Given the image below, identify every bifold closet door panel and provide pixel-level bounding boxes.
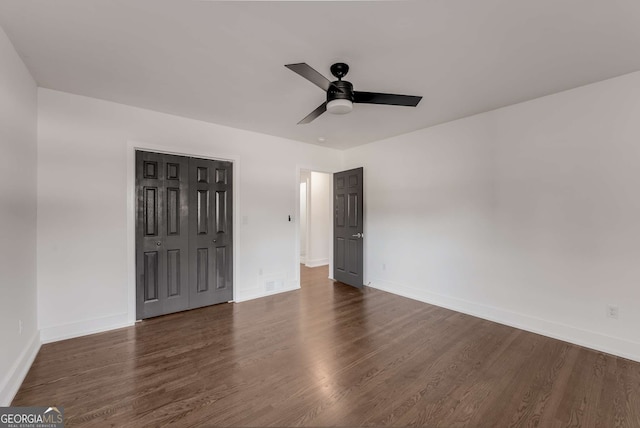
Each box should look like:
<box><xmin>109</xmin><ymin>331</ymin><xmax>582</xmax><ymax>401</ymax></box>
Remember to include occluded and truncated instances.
<box><xmin>188</xmin><ymin>157</ymin><xmax>233</xmax><ymax>308</ymax></box>
<box><xmin>136</xmin><ymin>151</ymin><xmax>190</xmax><ymax>319</ymax></box>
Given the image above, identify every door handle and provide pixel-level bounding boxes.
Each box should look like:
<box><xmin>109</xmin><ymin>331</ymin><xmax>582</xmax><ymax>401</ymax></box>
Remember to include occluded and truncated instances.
<box><xmin>156</xmin><ymin>241</ymin><xmax>162</xmax><ymax>246</ymax></box>
<box><xmin>352</xmin><ymin>233</ymin><xmax>363</xmax><ymax>238</ymax></box>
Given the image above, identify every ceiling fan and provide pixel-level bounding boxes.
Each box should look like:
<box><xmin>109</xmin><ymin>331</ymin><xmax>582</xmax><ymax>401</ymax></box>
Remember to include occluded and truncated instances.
<box><xmin>285</xmin><ymin>62</ymin><xmax>422</xmax><ymax>124</ymax></box>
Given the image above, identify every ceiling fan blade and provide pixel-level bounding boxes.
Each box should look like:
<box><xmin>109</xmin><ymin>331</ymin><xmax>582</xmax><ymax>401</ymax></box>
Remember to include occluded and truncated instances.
<box><xmin>298</xmin><ymin>102</ymin><xmax>327</xmax><ymax>125</ymax></box>
<box><xmin>285</xmin><ymin>63</ymin><xmax>340</xmax><ymax>93</ymax></box>
<box><xmin>354</xmin><ymin>91</ymin><xmax>422</xmax><ymax>107</ymax></box>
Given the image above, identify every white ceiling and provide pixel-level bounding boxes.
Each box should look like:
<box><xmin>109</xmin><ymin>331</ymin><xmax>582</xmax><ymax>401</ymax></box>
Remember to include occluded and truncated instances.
<box><xmin>1</xmin><ymin>0</ymin><xmax>640</xmax><ymax>150</ymax></box>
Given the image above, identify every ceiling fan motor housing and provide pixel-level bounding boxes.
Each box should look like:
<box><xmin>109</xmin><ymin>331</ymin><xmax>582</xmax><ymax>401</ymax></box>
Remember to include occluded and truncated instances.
<box><xmin>328</xmin><ymin>80</ymin><xmax>354</xmax><ymax>103</ymax></box>
<box><xmin>327</xmin><ymin>80</ymin><xmax>354</xmax><ymax>114</ymax></box>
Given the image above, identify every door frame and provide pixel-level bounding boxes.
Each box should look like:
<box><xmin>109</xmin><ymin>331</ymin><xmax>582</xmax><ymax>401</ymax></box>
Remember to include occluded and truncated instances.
<box><xmin>295</xmin><ymin>166</ymin><xmax>337</xmax><ymax>286</ymax></box>
<box><xmin>126</xmin><ymin>140</ymin><xmax>240</xmax><ymax>322</ymax></box>
<box><xmin>299</xmin><ymin>171</ymin><xmax>311</xmax><ymax>265</ymax></box>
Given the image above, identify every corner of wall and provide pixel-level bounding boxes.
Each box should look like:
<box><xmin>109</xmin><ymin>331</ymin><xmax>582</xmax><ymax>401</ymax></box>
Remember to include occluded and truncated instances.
<box><xmin>0</xmin><ymin>331</ymin><xmax>41</xmax><ymax>406</ymax></box>
<box><xmin>0</xmin><ymin>20</ymin><xmax>40</xmax><ymax>407</ymax></box>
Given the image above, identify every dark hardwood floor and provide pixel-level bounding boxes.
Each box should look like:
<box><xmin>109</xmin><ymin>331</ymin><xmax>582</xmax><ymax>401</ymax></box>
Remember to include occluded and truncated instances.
<box><xmin>14</xmin><ymin>265</ymin><xmax>640</xmax><ymax>427</ymax></box>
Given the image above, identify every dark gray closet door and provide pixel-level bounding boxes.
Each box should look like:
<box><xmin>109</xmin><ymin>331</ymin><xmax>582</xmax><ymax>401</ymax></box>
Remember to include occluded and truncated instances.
<box><xmin>136</xmin><ymin>151</ymin><xmax>190</xmax><ymax>319</ymax></box>
<box><xmin>188</xmin><ymin>158</ymin><xmax>233</xmax><ymax>308</ymax></box>
<box><xmin>333</xmin><ymin>167</ymin><xmax>364</xmax><ymax>288</ymax></box>
<box><xmin>136</xmin><ymin>152</ymin><xmax>234</xmax><ymax>319</ymax></box>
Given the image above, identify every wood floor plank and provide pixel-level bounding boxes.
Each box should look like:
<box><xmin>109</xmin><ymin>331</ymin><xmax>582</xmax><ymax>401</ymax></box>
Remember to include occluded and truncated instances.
<box><xmin>12</xmin><ymin>264</ymin><xmax>640</xmax><ymax>427</ymax></box>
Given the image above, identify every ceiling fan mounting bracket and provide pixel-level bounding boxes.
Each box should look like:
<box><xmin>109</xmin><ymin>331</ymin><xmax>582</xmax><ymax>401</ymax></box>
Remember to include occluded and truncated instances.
<box><xmin>330</xmin><ymin>62</ymin><xmax>349</xmax><ymax>80</ymax></box>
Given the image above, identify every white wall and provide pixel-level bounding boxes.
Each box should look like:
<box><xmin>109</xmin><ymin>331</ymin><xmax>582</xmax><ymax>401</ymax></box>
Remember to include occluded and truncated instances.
<box><xmin>37</xmin><ymin>88</ymin><xmax>342</xmax><ymax>342</ymax></box>
<box><xmin>343</xmin><ymin>71</ymin><xmax>640</xmax><ymax>361</ymax></box>
<box><xmin>0</xmin><ymin>26</ymin><xmax>39</xmax><ymax>405</ymax></box>
<box><xmin>306</xmin><ymin>171</ymin><xmax>331</xmax><ymax>267</ymax></box>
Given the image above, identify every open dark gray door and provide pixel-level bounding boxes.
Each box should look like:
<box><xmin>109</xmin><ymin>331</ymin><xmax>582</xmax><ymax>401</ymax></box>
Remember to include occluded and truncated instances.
<box><xmin>333</xmin><ymin>167</ymin><xmax>364</xmax><ymax>288</ymax></box>
<box><xmin>136</xmin><ymin>151</ymin><xmax>190</xmax><ymax>319</ymax></box>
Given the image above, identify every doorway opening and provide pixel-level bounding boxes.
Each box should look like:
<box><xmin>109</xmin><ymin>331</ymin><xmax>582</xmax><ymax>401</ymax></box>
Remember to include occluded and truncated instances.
<box><xmin>299</xmin><ymin>170</ymin><xmax>332</xmax><ymax>287</ymax></box>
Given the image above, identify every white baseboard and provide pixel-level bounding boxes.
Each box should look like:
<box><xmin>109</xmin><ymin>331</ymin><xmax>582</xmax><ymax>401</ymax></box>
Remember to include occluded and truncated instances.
<box><xmin>305</xmin><ymin>258</ymin><xmax>328</xmax><ymax>268</ymax></box>
<box><xmin>40</xmin><ymin>313</ymin><xmax>134</xmax><ymax>344</ymax></box>
<box><xmin>235</xmin><ymin>285</ymin><xmax>300</xmax><ymax>303</ymax></box>
<box><xmin>369</xmin><ymin>278</ymin><xmax>640</xmax><ymax>363</ymax></box>
<box><xmin>0</xmin><ymin>331</ymin><xmax>41</xmax><ymax>406</ymax></box>
<box><xmin>300</xmin><ymin>256</ymin><xmax>306</xmax><ymax>264</ymax></box>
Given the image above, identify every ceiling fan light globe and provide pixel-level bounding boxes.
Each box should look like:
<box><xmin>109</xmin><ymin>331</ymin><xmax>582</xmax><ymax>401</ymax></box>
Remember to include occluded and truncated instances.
<box><xmin>326</xmin><ymin>99</ymin><xmax>353</xmax><ymax>115</ymax></box>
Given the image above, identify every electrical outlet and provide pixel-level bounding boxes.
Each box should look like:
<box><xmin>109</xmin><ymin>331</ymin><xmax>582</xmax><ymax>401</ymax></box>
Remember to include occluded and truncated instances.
<box><xmin>607</xmin><ymin>305</ymin><xmax>619</xmax><ymax>319</ymax></box>
<box><xmin>18</xmin><ymin>320</ymin><xmax>23</xmax><ymax>335</ymax></box>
